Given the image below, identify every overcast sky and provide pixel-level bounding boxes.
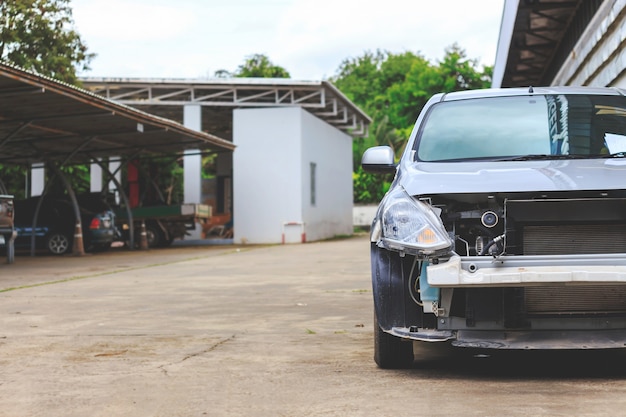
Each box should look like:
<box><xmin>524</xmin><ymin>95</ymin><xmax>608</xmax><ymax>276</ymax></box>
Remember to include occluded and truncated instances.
<box><xmin>71</xmin><ymin>0</ymin><xmax>505</xmax><ymax>81</ymax></box>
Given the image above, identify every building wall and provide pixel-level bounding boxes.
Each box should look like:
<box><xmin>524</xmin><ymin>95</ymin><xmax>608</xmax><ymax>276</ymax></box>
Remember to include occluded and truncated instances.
<box><xmin>300</xmin><ymin>109</ymin><xmax>353</xmax><ymax>242</ymax></box>
<box><xmin>232</xmin><ymin>107</ymin><xmax>353</xmax><ymax>244</ymax></box>
<box><xmin>551</xmin><ymin>0</ymin><xmax>626</xmax><ymax>87</ymax></box>
<box><xmin>233</xmin><ymin>107</ymin><xmax>302</xmax><ymax>244</ymax></box>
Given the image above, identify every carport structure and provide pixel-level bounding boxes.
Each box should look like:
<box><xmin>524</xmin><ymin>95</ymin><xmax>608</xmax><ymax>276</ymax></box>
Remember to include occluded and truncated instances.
<box><xmin>0</xmin><ymin>62</ymin><xmax>235</xmax><ymax>261</ymax></box>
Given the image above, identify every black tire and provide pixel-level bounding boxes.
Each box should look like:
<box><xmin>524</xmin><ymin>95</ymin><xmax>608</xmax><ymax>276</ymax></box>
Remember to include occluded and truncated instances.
<box><xmin>144</xmin><ymin>223</ymin><xmax>163</xmax><ymax>248</ymax></box>
<box><xmin>374</xmin><ymin>311</ymin><xmax>414</xmax><ymax>369</ymax></box>
<box><xmin>46</xmin><ymin>232</ymin><xmax>71</xmax><ymax>255</ymax></box>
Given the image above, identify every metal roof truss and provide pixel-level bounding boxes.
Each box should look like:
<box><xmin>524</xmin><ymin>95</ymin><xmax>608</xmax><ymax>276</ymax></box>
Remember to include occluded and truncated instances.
<box><xmin>84</xmin><ymin>80</ymin><xmax>369</xmax><ymax>137</ymax></box>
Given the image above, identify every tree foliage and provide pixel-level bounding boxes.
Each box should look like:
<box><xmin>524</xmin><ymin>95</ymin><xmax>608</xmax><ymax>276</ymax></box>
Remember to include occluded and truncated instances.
<box><xmin>331</xmin><ymin>45</ymin><xmax>493</xmax><ymax>203</ymax></box>
<box><xmin>353</xmin><ymin>166</ymin><xmax>392</xmax><ymax>204</ymax></box>
<box><xmin>0</xmin><ymin>165</ymin><xmax>27</xmax><ymax>199</ymax></box>
<box><xmin>0</xmin><ymin>0</ymin><xmax>95</xmax><ymax>85</ymax></box>
<box><xmin>215</xmin><ymin>53</ymin><xmax>290</xmax><ymax>78</ymax></box>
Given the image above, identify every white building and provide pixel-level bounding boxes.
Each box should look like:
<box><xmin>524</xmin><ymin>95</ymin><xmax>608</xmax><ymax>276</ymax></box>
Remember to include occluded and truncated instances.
<box><xmin>233</xmin><ymin>107</ymin><xmax>353</xmax><ymax>244</ymax></box>
<box><xmin>81</xmin><ymin>78</ymin><xmax>370</xmax><ymax>244</ymax></box>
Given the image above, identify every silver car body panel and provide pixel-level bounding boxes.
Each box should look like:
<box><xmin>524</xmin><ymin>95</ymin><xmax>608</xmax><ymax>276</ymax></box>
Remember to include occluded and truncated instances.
<box><xmin>400</xmin><ymin>159</ymin><xmax>626</xmax><ymax>196</ymax></box>
<box><xmin>368</xmin><ymin>86</ymin><xmax>626</xmax><ymax>352</ymax></box>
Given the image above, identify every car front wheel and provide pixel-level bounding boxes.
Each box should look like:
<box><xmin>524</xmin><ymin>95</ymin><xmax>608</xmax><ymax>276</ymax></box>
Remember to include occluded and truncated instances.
<box><xmin>374</xmin><ymin>311</ymin><xmax>414</xmax><ymax>369</ymax></box>
<box><xmin>46</xmin><ymin>232</ymin><xmax>71</xmax><ymax>255</ymax></box>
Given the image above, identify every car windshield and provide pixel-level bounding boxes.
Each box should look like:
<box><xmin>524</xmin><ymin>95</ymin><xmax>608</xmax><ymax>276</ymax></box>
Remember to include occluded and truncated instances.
<box><xmin>415</xmin><ymin>94</ymin><xmax>626</xmax><ymax>162</ymax></box>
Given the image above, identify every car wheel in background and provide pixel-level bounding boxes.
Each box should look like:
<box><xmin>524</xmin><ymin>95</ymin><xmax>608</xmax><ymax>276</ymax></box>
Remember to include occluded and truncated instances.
<box><xmin>144</xmin><ymin>223</ymin><xmax>164</xmax><ymax>248</ymax></box>
<box><xmin>46</xmin><ymin>232</ymin><xmax>71</xmax><ymax>255</ymax></box>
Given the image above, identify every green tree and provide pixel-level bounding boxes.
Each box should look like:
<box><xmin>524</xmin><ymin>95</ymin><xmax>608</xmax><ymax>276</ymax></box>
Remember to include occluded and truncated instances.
<box><xmin>213</xmin><ymin>69</ymin><xmax>231</xmax><ymax>78</ymax></box>
<box><xmin>233</xmin><ymin>53</ymin><xmax>290</xmax><ymax>78</ymax></box>
<box><xmin>331</xmin><ymin>50</ymin><xmax>386</xmax><ymax>112</ymax></box>
<box><xmin>0</xmin><ymin>0</ymin><xmax>96</xmax><ymax>196</ymax></box>
<box><xmin>332</xmin><ymin>46</ymin><xmax>492</xmax><ymax>204</ymax></box>
<box><xmin>0</xmin><ymin>165</ymin><xmax>27</xmax><ymax>199</ymax></box>
<box><xmin>0</xmin><ymin>0</ymin><xmax>95</xmax><ymax>85</ymax></box>
<box><xmin>352</xmin><ymin>165</ymin><xmax>392</xmax><ymax>204</ymax></box>
<box><xmin>438</xmin><ymin>43</ymin><xmax>493</xmax><ymax>91</ymax></box>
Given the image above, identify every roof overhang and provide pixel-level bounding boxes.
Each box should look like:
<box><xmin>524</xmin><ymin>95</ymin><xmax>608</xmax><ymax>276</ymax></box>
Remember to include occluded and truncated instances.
<box><xmin>0</xmin><ymin>62</ymin><xmax>235</xmax><ymax>166</ymax></box>
<box><xmin>492</xmin><ymin>0</ymin><xmax>603</xmax><ymax>88</ymax></box>
<box><xmin>80</xmin><ymin>77</ymin><xmax>372</xmax><ymax>139</ymax></box>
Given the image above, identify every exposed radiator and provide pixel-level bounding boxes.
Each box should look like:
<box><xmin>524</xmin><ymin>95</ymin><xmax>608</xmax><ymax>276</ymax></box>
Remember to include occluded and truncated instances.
<box><xmin>523</xmin><ymin>224</ymin><xmax>626</xmax><ymax>255</ymax></box>
<box><xmin>525</xmin><ymin>285</ymin><xmax>626</xmax><ymax>314</ymax></box>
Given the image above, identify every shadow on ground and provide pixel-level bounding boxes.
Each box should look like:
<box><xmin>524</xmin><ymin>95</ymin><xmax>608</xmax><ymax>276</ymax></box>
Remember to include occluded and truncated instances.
<box><xmin>407</xmin><ymin>343</ymin><xmax>626</xmax><ymax>379</ymax></box>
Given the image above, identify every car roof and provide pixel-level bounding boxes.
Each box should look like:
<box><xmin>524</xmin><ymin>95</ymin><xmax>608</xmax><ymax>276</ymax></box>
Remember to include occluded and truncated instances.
<box><xmin>440</xmin><ymin>86</ymin><xmax>626</xmax><ymax>102</ymax></box>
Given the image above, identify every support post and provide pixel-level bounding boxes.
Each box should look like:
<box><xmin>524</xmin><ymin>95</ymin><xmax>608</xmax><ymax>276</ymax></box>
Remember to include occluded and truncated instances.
<box><xmin>72</xmin><ymin>221</ymin><xmax>85</xmax><ymax>256</ymax></box>
<box><xmin>184</xmin><ymin>104</ymin><xmax>203</xmax><ymax>239</ymax></box>
<box><xmin>139</xmin><ymin>220</ymin><xmax>149</xmax><ymax>250</ymax></box>
<box><xmin>47</xmin><ymin>162</ymin><xmax>85</xmax><ymax>256</ymax></box>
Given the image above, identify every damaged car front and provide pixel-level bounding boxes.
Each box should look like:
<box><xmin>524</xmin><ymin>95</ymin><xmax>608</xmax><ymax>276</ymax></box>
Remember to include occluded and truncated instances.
<box><xmin>363</xmin><ymin>87</ymin><xmax>626</xmax><ymax>368</ymax></box>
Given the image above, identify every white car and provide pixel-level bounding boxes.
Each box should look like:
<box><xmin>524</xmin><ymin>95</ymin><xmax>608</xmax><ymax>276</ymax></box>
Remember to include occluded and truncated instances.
<box><xmin>363</xmin><ymin>86</ymin><xmax>626</xmax><ymax>368</ymax></box>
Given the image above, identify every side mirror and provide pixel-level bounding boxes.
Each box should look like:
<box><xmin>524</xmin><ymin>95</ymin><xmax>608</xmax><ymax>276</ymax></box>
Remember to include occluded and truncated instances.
<box><xmin>361</xmin><ymin>146</ymin><xmax>397</xmax><ymax>174</ymax></box>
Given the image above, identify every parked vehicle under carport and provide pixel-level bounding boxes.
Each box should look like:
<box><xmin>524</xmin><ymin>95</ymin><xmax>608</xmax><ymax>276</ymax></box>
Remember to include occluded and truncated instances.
<box><xmin>13</xmin><ymin>195</ymin><xmax>118</xmax><ymax>255</ymax></box>
<box><xmin>114</xmin><ymin>203</ymin><xmax>211</xmax><ymax>248</ymax></box>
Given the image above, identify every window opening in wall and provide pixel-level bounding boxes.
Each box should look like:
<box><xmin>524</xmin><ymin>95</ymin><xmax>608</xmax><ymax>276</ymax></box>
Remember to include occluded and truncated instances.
<box><xmin>310</xmin><ymin>162</ymin><xmax>317</xmax><ymax>206</ymax></box>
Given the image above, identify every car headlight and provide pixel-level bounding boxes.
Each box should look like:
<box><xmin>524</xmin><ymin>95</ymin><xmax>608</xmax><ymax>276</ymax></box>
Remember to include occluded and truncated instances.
<box><xmin>375</xmin><ymin>188</ymin><xmax>452</xmax><ymax>256</ymax></box>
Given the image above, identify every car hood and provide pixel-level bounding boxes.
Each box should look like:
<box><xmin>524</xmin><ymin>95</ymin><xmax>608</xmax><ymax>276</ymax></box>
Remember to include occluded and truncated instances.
<box><xmin>400</xmin><ymin>159</ymin><xmax>626</xmax><ymax>195</ymax></box>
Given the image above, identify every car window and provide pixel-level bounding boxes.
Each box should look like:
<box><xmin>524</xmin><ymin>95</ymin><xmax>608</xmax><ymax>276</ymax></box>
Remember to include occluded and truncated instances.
<box><xmin>415</xmin><ymin>94</ymin><xmax>626</xmax><ymax>162</ymax></box>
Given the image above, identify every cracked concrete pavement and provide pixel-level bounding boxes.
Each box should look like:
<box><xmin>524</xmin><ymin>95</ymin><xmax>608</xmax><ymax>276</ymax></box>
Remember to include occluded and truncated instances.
<box><xmin>0</xmin><ymin>236</ymin><xmax>374</xmax><ymax>416</ymax></box>
<box><xmin>1</xmin><ymin>235</ymin><xmax>626</xmax><ymax>417</ymax></box>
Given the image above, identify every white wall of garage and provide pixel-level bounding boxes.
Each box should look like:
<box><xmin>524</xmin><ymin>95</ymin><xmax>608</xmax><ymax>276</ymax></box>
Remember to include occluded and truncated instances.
<box><xmin>232</xmin><ymin>107</ymin><xmax>353</xmax><ymax>244</ymax></box>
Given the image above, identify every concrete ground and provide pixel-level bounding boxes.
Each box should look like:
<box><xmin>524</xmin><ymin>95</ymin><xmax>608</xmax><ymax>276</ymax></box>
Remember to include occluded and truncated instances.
<box><xmin>1</xmin><ymin>235</ymin><xmax>626</xmax><ymax>417</ymax></box>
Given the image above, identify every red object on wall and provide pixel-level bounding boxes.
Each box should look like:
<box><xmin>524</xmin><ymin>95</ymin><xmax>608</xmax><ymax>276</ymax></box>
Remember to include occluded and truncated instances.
<box><xmin>128</xmin><ymin>160</ymin><xmax>139</xmax><ymax>208</ymax></box>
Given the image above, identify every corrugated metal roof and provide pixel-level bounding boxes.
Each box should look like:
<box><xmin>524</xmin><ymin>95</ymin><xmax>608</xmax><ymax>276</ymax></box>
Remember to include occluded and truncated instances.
<box><xmin>0</xmin><ymin>62</ymin><xmax>235</xmax><ymax>166</ymax></box>
<box><xmin>80</xmin><ymin>77</ymin><xmax>372</xmax><ymax>140</ymax></box>
<box><xmin>493</xmin><ymin>0</ymin><xmax>603</xmax><ymax>88</ymax></box>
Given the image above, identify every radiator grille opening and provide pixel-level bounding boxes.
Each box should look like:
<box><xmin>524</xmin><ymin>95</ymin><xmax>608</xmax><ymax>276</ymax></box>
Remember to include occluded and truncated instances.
<box><xmin>525</xmin><ymin>285</ymin><xmax>626</xmax><ymax>315</ymax></box>
<box><xmin>523</xmin><ymin>224</ymin><xmax>626</xmax><ymax>255</ymax></box>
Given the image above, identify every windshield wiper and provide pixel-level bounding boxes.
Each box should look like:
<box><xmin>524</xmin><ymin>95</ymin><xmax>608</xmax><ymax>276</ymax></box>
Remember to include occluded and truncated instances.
<box><xmin>587</xmin><ymin>152</ymin><xmax>626</xmax><ymax>159</ymax></box>
<box><xmin>499</xmin><ymin>154</ymin><xmax>591</xmax><ymax>161</ymax></box>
